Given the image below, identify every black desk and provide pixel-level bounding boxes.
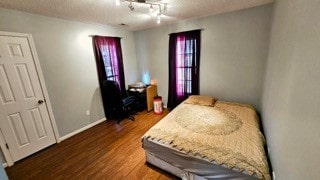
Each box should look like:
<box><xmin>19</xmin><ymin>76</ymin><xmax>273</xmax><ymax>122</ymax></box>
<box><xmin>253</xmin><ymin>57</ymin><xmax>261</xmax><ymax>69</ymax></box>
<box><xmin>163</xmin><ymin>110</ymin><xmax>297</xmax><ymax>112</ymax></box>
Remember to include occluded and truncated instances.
<box><xmin>128</xmin><ymin>88</ymin><xmax>146</xmax><ymax>111</ymax></box>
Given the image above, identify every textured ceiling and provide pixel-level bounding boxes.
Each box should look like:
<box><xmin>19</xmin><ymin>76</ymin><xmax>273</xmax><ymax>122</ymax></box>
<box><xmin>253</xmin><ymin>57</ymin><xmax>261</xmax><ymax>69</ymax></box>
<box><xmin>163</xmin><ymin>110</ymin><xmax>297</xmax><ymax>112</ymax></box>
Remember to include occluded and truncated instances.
<box><xmin>0</xmin><ymin>0</ymin><xmax>274</xmax><ymax>31</ymax></box>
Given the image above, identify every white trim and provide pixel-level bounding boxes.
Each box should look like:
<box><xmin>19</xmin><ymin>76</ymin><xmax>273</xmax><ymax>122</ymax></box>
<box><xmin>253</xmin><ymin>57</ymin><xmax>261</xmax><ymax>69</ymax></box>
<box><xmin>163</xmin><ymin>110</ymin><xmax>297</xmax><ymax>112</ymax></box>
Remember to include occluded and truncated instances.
<box><xmin>0</xmin><ymin>31</ymin><xmax>28</xmax><ymax>37</ymax></box>
<box><xmin>59</xmin><ymin>118</ymin><xmax>107</xmax><ymax>142</ymax></box>
<box><xmin>2</xmin><ymin>163</ymin><xmax>8</xmax><ymax>168</ymax></box>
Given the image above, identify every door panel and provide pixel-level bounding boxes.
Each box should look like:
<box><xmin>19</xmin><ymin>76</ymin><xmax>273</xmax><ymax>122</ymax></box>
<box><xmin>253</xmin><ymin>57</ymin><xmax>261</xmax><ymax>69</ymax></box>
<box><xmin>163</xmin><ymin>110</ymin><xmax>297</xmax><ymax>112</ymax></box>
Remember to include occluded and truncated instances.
<box><xmin>0</xmin><ymin>35</ymin><xmax>55</xmax><ymax>162</ymax></box>
<box><xmin>29</xmin><ymin>107</ymin><xmax>47</xmax><ymax>139</ymax></box>
<box><xmin>8</xmin><ymin>112</ymin><xmax>30</xmax><ymax>147</ymax></box>
<box><xmin>0</xmin><ymin>65</ymin><xmax>15</xmax><ymax>103</ymax></box>
<box><xmin>15</xmin><ymin>63</ymin><xmax>35</xmax><ymax>99</ymax></box>
<box><xmin>8</xmin><ymin>43</ymin><xmax>24</xmax><ymax>57</ymax></box>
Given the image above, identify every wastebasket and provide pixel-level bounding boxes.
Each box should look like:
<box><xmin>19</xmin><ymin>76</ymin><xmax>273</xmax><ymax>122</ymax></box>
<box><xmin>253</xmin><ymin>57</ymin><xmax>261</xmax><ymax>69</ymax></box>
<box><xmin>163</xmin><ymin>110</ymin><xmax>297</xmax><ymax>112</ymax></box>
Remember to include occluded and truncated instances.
<box><xmin>153</xmin><ymin>96</ymin><xmax>163</xmax><ymax>115</ymax></box>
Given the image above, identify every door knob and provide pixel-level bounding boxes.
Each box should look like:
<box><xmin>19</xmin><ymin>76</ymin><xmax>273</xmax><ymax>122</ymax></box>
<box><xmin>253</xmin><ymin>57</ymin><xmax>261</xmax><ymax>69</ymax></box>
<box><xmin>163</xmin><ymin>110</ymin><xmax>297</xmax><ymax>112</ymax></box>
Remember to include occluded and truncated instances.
<box><xmin>38</xmin><ymin>100</ymin><xmax>44</xmax><ymax>104</ymax></box>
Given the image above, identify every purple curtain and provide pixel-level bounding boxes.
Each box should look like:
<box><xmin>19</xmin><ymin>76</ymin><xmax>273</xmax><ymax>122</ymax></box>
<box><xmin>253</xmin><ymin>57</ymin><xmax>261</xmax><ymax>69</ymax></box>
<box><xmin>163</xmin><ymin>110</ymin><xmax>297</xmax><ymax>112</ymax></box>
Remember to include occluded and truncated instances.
<box><xmin>167</xmin><ymin>30</ymin><xmax>201</xmax><ymax>109</ymax></box>
<box><xmin>93</xmin><ymin>36</ymin><xmax>126</xmax><ymax>95</ymax></box>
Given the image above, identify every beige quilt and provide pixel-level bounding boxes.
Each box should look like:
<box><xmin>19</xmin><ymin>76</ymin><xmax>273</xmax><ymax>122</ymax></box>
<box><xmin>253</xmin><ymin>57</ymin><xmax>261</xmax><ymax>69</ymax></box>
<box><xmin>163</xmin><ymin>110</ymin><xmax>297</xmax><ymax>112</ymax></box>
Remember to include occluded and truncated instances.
<box><xmin>143</xmin><ymin>101</ymin><xmax>270</xmax><ymax>180</ymax></box>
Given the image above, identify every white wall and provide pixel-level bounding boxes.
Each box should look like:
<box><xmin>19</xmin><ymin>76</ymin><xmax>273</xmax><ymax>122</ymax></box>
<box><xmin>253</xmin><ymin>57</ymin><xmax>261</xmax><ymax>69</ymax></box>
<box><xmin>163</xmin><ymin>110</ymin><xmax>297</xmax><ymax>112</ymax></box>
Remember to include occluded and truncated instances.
<box><xmin>261</xmin><ymin>0</ymin><xmax>320</xmax><ymax>179</ymax></box>
<box><xmin>134</xmin><ymin>5</ymin><xmax>273</xmax><ymax>112</ymax></box>
<box><xmin>0</xmin><ymin>8</ymin><xmax>139</xmax><ymax>137</ymax></box>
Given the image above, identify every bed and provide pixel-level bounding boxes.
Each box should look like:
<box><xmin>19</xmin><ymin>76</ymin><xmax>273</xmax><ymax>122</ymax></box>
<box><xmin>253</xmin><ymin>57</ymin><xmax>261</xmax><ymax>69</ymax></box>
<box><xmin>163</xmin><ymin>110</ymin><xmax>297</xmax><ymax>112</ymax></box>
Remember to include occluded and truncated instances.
<box><xmin>142</xmin><ymin>96</ymin><xmax>270</xmax><ymax>180</ymax></box>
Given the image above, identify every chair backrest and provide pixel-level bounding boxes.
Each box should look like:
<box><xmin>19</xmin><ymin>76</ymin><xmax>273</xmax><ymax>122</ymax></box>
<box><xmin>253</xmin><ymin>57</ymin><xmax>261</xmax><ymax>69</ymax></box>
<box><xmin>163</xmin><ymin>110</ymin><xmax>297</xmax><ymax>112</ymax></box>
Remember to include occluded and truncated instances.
<box><xmin>101</xmin><ymin>80</ymin><xmax>123</xmax><ymax>108</ymax></box>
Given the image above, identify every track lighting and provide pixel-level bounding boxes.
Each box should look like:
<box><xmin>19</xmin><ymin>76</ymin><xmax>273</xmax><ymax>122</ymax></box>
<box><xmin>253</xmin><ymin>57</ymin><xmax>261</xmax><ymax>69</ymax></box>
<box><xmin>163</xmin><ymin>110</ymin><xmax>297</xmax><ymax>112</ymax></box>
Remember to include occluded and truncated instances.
<box><xmin>116</xmin><ymin>0</ymin><xmax>168</xmax><ymax>23</ymax></box>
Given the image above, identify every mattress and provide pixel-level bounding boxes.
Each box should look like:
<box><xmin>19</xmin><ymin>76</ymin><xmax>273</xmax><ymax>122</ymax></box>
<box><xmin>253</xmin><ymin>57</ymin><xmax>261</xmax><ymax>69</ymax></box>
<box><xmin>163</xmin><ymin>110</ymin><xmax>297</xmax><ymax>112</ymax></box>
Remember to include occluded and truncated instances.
<box><xmin>142</xmin><ymin>100</ymin><xmax>270</xmax><ymax>180</ymax></box>
<box><xmin>143</xmin><ymin>138</ymin><xmax>257</xmax><ymax>179</ymax></box>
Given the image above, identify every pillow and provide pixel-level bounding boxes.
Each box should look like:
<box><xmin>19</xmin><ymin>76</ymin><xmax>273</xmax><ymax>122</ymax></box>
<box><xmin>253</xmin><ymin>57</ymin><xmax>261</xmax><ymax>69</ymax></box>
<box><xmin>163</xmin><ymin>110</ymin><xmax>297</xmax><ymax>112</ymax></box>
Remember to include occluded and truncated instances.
<box><xmin>184</xmin><ymin>95</ymin><xmax>217</xmax><ymax>106</ymax></box>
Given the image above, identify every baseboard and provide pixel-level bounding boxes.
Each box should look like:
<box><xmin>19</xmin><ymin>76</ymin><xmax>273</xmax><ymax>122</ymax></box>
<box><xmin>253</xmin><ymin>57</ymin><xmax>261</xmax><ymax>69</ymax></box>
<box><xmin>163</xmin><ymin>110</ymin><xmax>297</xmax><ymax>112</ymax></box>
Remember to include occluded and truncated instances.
<box><xmin>2</xmin><ymin>163</ymin><xmax>7</xmax><ymax>168</ymax></box>
<box><xmin>59</xmin><ymin>117</ymin><xmax>107</xmax><ymax>142</ymax></box>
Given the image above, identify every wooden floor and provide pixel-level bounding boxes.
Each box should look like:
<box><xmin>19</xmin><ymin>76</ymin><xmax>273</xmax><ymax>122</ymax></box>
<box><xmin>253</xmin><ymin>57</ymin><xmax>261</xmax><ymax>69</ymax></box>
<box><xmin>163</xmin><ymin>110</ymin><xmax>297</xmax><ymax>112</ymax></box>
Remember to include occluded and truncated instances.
<box><xmin>5</xmin><ymin>109</ymin><xmax>178</xmax><ymax>180</ymax></box>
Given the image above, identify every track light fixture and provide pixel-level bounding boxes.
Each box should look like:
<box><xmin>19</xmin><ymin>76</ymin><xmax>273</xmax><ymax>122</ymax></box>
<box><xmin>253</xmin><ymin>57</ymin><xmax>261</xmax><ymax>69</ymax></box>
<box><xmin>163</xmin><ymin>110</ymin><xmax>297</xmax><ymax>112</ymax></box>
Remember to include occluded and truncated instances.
<box><xmin>115</xmin><ymin>0</ymin><xmax>167</xmax><ymax>24</ymax></box>
<box><xmin>128</xmin><ymin>2</ymin><xmax>134</xmax><ymax>11</ymax></box>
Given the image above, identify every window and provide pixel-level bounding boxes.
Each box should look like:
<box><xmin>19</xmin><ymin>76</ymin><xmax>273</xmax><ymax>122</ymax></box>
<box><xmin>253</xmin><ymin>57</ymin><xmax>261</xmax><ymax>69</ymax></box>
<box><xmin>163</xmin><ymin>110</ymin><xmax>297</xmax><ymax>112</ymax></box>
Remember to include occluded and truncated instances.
<box><xmin>176</xmin><ymin>37</ymin><xmax>198</xmax><ymax>95</ymax></box>
<box><xmin>168</xmin><ymin>30</ymin><xmax>201</xmax><ymax>109</ymax></box>
<box><xmin>93</xmin><ymin>36</ymin><xmax>126</xmax><ymax>94</ymax></box>
<box><xmin>101</xmin><ymin>44</ymin><xmax>121</xmax><ymax>84</ymax></box>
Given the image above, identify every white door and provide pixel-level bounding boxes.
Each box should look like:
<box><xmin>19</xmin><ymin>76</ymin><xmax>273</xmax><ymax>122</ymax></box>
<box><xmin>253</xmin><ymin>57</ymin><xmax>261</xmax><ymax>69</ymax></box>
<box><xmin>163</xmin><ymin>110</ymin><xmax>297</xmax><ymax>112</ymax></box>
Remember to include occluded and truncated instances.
<box><xmin>0</xmin><ymin>34</ymin><xmax>55</xmax><ymax>162</ymax></box>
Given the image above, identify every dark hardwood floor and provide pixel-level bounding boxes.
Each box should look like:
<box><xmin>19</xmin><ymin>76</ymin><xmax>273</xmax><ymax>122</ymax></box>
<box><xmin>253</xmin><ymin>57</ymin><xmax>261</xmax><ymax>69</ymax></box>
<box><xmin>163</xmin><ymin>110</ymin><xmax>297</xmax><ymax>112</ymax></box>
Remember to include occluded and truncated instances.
<box><xmin>5</xmin><ymin>109</ymin><xmax>178</xmax><ymax>180</ymax></box>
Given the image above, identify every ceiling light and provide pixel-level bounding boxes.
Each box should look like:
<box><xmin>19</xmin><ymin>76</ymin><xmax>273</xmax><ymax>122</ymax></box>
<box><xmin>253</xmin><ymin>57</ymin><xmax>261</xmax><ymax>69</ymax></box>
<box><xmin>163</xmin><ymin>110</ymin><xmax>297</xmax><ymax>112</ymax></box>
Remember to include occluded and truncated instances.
<box><xmin>149</xmin><ymin>4</ymin><xmax>154</xmax><ymax>12</ymax></box>
<box><xmin>115</xmin><ymin>0</ymin><xmax>121</xmax><ymax>6</ymax></box>
<box><xmin>120</xmin><ymin>1</ymin><xmax>168</xmax><ymax>24</ymax></box>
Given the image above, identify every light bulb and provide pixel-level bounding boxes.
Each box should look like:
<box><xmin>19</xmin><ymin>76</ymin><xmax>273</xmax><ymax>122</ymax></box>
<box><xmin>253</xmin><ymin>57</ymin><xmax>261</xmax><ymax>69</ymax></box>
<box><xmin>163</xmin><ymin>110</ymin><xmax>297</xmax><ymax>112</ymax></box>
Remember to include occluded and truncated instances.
<box><xmin>115</xmin><ymin>0</ymin><xmax>120</xmax><ymax>6</ymax></box>
<box><xmin>157</xmin><ymin>13</ymin><xmax>161</xmax><ymax>24</ymax></box>
<box><xmin>149</xmin><ymin>4</ymin><xmax>154</xmax><ymax>12</ymax></box>
<box><xmin>164</xmin><ymin>4</ymin><xmax>167</xmax><ymax>11</ymax></box>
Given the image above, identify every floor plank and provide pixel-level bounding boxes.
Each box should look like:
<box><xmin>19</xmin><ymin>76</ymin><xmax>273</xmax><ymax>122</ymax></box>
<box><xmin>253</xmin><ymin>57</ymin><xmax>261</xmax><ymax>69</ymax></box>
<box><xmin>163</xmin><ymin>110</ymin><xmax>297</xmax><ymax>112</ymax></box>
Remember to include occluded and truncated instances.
<box><xmin>5</xmin><ymin>109</ymin><xmax>178</xmax><ymax>180</ymax></box>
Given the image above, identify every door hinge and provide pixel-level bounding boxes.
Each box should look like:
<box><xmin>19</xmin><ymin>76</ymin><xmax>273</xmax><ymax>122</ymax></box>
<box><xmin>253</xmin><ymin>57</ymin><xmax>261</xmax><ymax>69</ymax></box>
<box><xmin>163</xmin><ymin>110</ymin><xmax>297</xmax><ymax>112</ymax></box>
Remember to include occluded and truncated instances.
<box><xmin>5</xmin><ymin>143</ymin><xmax>9</xmax><ymax>149</ymax></box>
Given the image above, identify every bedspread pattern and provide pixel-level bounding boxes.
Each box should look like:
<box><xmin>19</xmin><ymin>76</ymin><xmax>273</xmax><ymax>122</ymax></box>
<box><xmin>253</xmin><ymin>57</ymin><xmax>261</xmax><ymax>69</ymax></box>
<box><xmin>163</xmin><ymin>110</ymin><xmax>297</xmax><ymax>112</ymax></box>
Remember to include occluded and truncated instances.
<box><xmin>143</xmin><ymin>101</ymin><xmax>270</xmax><ymax>180</ymax></box>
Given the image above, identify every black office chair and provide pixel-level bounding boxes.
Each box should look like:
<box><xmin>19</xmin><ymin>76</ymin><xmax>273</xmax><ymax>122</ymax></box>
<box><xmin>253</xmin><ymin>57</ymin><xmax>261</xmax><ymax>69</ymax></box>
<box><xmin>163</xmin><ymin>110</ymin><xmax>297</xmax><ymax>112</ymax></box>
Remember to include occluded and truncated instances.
<box><xmin>100</xmin><ymin>80</ymin><xmax>136</xmax><ymax>123</ymax></box>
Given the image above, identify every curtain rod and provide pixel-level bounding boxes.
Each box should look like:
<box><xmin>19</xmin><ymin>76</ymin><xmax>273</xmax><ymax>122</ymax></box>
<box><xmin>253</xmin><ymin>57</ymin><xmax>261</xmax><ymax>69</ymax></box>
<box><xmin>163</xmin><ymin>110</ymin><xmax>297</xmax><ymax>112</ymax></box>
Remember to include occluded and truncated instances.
<box><xmin>88</xmin><ymin>35</ymin><xmax>123</xmax><ymax>39</ymax></box>
<box><xmin>168</xmin><ymin>28</ymin><xmax>204</xmax><ymax>35</ymax></box>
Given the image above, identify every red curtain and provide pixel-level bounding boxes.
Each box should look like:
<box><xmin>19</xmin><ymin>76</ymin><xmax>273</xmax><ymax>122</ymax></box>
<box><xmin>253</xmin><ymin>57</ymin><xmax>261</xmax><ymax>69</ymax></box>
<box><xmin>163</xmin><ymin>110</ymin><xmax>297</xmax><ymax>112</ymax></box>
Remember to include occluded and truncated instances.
<box><xmin>93</xmin><ymin>36</ymin><xmax>126</xmax><ymax>95</ymax></box>
<box><xmin>167</xmin><ymin>30</ymin><xmax>201</xmax><ymax>109</ymax></box>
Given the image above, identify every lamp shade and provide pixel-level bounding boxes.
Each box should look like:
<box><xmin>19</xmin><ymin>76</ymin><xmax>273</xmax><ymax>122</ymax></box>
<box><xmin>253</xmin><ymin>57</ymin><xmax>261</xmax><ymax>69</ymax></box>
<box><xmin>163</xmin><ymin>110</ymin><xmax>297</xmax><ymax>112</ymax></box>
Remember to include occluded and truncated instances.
<box><xmin>150</xmin><ymin>79</ymin><xmax>156</xmax><ymax>85</ymax></box>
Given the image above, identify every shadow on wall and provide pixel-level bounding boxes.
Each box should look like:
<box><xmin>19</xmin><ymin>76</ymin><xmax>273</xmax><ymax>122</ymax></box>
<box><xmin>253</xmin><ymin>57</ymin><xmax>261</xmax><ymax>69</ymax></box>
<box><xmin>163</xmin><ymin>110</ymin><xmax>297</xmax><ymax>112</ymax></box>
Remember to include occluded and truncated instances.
<box><xmin>90</xmin><ymin>87</ymin><xmax>106</xmax><ymax>123</ymax></box>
